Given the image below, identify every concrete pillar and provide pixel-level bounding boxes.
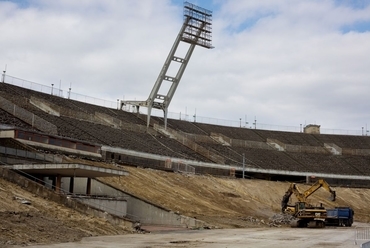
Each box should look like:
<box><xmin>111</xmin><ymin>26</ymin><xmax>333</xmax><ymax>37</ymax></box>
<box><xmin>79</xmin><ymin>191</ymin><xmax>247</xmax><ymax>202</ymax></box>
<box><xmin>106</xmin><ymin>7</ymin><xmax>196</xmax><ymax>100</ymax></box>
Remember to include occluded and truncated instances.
<box><xmin>69</xmin><ymin>177</ymin><xmax>74</xmax><ymax>194</ymax></box>
<box><xmin>55</xmin><ymin>175</ymin><xmax>62</xmax><ymax>194</ymax></box>
<box><xmin>51</xmin><ymin>176</ymin><xmax>56</xmax><ymax>190</ymax></box>
<box><xmin>86</xmin><ymin>177</ymin><xmax>91</xmax><ymax>195</ymax></box>
<box><xmin>36</xmin><ymin>175</ymin><xmax>44</xmax><ymax>185</ymax></box>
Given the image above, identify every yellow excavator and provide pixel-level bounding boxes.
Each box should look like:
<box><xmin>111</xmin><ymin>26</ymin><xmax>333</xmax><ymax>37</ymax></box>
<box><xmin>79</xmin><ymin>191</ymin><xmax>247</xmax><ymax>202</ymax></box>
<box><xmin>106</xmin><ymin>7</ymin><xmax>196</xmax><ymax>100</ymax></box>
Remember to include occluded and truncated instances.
<box><xmin>281</xmin><ymin>179</ymin><xmax>336</xmax><ymax>227</ymax></box>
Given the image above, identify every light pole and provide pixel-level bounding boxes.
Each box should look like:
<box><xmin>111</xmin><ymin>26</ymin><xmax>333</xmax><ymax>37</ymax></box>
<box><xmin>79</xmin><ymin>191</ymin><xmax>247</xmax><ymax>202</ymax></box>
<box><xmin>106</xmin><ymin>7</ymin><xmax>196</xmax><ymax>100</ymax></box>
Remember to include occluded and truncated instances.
<box><xmin>239</xmin><ymin>118</ymin><xmax>242</xmax><ymax>128</ymax></box>
<box><xmin>117</xmin><ymin>99</ymin><xmax>119</xmax><ymax>110</ymax></box>
<box><xmin>51</xmin><ymin>84</ymin><xmax>54</xmax><ymax>95</ymax></box>
<box><xmin>1</xmin><ymin>70</ymin><xmax>5</xmax><ymax>83</ymax></box>
<box><xmin>242</xmin><ymin>153</ymin><xmax>245</xmax><ymax>179</ymax></box>
<box><xmin>2</xmin><ymin>65</ymin><xmax>6</xmax><ymax>83</ymax></box>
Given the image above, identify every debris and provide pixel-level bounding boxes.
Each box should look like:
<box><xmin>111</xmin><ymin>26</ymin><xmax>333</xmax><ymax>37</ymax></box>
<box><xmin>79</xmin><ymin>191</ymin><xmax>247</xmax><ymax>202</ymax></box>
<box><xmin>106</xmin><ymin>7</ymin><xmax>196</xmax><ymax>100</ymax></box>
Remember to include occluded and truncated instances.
<box><xmin>268</xmin><ymin>213</ymin><xmax>296</xmax><ymax>227</ymax></box>
<box><xmin>21</xmin><ymin>200</ymin><xmax>31</xmax><ymax>205</ymax></box>
<box><xmin>133</xmin><ymin>221</ymin><xmax>147</xmax><ymax>234</ymax></box>
<box><xmin>13</xmin><ymin>196</ymin><xmax>32</xmax><ymax>205</ymax></box>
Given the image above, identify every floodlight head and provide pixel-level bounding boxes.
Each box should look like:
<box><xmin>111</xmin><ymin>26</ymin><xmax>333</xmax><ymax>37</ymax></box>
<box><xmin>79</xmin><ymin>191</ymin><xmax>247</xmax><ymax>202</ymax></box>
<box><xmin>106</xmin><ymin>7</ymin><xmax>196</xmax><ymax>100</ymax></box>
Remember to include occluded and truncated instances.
<box><xmin>183</xmin><ymin>1</ymin><xmax>213</xmax><ymax>49</ymax></box>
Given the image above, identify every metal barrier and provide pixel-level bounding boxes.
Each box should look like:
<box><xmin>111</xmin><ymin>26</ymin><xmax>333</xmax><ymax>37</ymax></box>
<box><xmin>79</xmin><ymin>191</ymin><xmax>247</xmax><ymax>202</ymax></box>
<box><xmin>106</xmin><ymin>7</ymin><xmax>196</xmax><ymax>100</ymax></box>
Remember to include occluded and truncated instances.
<box><xmin>0</xmin><ymin>145</ymin><xmax>62</xmax><ymax>163</ymax></box>
<box><xmin>172</xmin><ymin>162</ymin><xmax>195</xmax><ymax>174</ymax></box>
<box><xmin>355</xmin><ymin>227</ymin><xmax>370</xmax><ymax>245</ymax></box>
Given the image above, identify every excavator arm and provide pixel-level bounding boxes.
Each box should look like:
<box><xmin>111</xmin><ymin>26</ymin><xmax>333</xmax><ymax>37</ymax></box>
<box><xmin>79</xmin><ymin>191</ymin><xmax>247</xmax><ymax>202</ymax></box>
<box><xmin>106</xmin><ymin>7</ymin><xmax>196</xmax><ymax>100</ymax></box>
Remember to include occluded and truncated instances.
<box><xmin>302</xmin><ymin>179</ymin><xmax>336</xmax><ymax>201</ymax></box>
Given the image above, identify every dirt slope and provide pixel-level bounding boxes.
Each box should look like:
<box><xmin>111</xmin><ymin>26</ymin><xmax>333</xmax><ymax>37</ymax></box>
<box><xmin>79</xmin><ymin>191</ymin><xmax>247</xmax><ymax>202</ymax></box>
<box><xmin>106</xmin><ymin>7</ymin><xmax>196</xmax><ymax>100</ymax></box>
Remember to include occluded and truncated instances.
<box><xmin>1</xmin><ymin>162</ymin><xmax>370</xmax><ymax>246</ymax></box>
<box><xmin>102</xmin><ymin>166</ymin><xmax>370</xmax><ymax>227</ymax></box>
<box><xmin>0</xmin><ymin>177</ymin><xmax>130</xmax><ymax>247</ymax></box>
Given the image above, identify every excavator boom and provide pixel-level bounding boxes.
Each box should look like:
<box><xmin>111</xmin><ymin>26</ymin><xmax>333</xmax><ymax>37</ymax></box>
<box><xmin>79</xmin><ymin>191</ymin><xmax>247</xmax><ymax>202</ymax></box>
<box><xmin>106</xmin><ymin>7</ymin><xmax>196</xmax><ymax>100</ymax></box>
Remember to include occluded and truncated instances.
<box><xmin>302</xmin><ymin>179</ymin><xmax>336</xmax><ymax>201</ymax></box>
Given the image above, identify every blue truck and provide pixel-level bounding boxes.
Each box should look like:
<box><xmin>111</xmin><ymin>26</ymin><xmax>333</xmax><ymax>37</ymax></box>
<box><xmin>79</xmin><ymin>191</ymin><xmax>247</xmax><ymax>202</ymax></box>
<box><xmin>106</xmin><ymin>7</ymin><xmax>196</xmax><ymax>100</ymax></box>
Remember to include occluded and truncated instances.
<box><xmin>325</xmin><ymin>207</ymin><xmax>354</xmax><ymax>227</ymax></box>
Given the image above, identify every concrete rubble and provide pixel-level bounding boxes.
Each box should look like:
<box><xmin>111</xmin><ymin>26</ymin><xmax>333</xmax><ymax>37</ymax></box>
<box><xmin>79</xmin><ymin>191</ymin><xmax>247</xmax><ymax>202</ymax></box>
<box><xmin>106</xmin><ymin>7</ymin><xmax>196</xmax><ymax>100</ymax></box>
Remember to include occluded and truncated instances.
<box><xmin>268</xmin><ymin>213</ymin><xmax>295</xmax><ymax>227</ymax></box>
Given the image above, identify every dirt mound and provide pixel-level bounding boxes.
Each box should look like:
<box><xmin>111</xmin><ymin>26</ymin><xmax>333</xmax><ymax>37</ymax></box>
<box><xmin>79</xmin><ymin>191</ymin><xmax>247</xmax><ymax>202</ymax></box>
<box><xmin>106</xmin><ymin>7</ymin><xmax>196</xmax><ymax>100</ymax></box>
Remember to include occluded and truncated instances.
<box><xmin>102</xmin><ymin>165</ymin><xmax>370</xmax><ymax>226</ymax></box>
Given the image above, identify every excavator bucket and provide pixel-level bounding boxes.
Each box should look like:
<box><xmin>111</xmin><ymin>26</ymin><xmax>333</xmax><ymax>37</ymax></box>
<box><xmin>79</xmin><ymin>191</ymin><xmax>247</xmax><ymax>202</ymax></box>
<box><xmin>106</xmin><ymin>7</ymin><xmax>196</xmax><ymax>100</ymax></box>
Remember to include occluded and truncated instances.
<box><xmin>329</xmin><ymin>191</ymin><xmax>336</xmax><ymax>201</ymax></box>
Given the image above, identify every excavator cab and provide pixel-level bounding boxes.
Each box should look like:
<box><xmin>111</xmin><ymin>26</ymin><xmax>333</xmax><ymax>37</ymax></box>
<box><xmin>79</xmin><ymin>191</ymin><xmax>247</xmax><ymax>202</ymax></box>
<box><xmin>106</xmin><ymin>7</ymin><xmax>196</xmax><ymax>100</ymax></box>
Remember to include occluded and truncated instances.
<box><xmin>329</xmin><ymin>191</ymin><xmax>336</xmax><ymax>201</ymax></box>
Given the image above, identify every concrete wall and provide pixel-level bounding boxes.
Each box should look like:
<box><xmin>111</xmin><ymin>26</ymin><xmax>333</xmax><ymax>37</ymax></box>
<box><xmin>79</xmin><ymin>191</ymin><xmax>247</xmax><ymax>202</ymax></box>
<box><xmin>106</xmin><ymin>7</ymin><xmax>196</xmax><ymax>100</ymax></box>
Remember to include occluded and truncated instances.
<box><xmin>61</xmin><ymin>177</ymin><xmax>206</xmax><ymax>228</ymax></box>
<box><xmin>77</xmin><ymin>198</ymin><xmax>127</xmax><ymax>217</ymax></box>
<box><xmin>0</xmin><ymin>130</ymin><xmax>15</xmax><ymax>138</ymax></box>
<box><xmin>60</xmin><ymin>178</ymin><xmax>126</xmax><ymax>197</ymax></box>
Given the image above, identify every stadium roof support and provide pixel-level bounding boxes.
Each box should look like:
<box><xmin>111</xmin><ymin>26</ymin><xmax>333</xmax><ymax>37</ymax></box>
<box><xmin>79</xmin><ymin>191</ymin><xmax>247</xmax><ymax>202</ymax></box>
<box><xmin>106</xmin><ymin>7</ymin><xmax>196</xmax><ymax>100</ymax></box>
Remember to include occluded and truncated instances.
<box><xmin>121</xmin><ymin>2</ymin><xmax>213</xmax><ymax>129</ymax></box>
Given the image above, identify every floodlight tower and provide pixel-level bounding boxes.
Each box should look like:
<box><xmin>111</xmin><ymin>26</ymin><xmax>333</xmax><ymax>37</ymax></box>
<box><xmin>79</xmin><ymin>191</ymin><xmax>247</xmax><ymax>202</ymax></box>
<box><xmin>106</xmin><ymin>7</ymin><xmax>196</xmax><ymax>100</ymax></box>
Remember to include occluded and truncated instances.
<box><xmin>121</xmin><ymin>2</ymin><xmax>213</xmax><ymax>129</ymax></box>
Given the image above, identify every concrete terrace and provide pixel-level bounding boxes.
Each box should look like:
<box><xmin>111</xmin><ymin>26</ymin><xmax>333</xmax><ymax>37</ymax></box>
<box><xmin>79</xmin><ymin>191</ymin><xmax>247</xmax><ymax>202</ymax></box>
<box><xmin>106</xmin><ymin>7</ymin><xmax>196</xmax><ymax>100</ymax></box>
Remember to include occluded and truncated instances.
<box><xmin>1</xmin><ymin>82</ymin><xmax>370</xmax><ymax>185</ymax></box>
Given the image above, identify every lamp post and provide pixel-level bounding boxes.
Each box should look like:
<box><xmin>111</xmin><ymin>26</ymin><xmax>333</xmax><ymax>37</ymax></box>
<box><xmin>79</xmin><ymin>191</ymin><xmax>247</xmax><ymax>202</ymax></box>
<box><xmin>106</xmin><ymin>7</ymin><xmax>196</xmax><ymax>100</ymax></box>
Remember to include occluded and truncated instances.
<box><xmin>2</xmin><ymin>70</ymin><xmax>5</xmax><ymax>83</ymax></box>
<box><xmin>239</xmin><ymin>118</ymin><xmax>242</xmax><ymax>128</ymax></box>
<box><xmin>242</xmin><ymin>153</ymin><xmax>245</xmax><ymax>179</ymax></box>
<box><xmin>2</xmin><ymin>65</ymin><xmax>6</xmax><ymax>83</ymax></box>
<box><xmin>51</xmin><ymin>84</ymin><xmax>54</xmax><ymax>95</ymax></box>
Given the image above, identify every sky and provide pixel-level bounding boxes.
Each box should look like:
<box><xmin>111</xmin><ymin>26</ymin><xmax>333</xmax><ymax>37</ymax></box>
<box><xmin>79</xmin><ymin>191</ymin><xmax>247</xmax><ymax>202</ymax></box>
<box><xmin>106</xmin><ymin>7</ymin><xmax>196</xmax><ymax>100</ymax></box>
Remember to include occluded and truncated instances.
<box><xmin>0</xmin><ymin>0</ymin><xmax>370</xmax><ymax>134</ymax></box>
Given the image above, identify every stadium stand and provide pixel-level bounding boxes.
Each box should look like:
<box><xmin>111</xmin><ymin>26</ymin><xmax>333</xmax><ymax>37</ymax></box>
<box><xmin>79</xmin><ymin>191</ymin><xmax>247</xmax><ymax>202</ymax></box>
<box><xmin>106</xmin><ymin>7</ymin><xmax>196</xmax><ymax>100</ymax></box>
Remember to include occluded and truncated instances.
<box><xmin>1</xmin><ymin>82</ymin><xmax>370</xmax><ymax>182</ymax></box>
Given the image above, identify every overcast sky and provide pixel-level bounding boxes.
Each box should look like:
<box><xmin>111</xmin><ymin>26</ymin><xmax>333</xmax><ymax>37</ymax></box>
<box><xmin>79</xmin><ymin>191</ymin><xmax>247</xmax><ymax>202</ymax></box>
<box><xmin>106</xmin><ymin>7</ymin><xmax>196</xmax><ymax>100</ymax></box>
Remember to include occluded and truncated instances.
<box><xmin>1</xmin><ymin>0</ymin><xmax>370</xmax><ymax>134</ymax></box>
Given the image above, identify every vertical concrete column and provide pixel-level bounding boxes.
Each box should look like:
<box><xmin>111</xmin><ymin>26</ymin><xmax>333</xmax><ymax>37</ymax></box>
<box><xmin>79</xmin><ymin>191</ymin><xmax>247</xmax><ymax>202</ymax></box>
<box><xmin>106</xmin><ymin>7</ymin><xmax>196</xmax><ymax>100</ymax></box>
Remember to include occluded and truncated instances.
<box><xmin>86</xmin><ymin>177</ymin><xmax>92</xmax><ymax>195</ymax></box>
<box><xmin>51</xmin><ymin>176</ymin><xmax>56</xmax><ymax>190</ymax></box>
<box><xmin>36</xmin><ymin>175</ymin><xmax>44</xmax><ymax>185</ymax></box>
<box><xmin>69</xmin><ymin>177</ymin><xmax>74</xmax><ymax>194</ymax></box>
<box><xmin>55</xmin><ymin>175</ymin><xmax>62</xmax><ymax>194</ymax></box>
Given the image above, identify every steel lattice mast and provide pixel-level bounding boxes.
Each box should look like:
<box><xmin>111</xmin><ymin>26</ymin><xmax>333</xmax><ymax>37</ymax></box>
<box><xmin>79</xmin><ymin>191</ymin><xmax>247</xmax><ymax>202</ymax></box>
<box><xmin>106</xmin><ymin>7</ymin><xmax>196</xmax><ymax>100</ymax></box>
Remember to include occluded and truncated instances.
<box><xmin>121</xmin><ymin>2</ymin><xmax>213</xmax><ymax>129</ymax></box>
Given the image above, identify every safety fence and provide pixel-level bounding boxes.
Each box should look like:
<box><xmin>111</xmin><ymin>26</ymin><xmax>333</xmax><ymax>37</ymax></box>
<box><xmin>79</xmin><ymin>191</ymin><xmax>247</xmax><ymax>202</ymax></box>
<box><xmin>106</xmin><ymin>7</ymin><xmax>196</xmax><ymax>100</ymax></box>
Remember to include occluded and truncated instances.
<box><xmin>3</xmin><ymin>74</ymin><xmax>117</xmax><ymax>109</ymax></box>
<box><xmin>355</xmin><ymin>227</ymin><xmax>370</xmax><ymax>246</ymax></box>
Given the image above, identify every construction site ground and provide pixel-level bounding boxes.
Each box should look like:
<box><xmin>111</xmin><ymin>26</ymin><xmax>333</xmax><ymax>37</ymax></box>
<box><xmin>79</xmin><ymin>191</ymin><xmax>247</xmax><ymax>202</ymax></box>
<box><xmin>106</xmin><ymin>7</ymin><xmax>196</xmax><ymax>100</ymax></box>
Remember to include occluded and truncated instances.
<box><xmin>18</xmin><ymin>225</ymin><xmax>367</xmax><ymax>248</ymax></box>
<box><xmin>2</xmin><ymin>161</ymin><xmax>370</xmax><ymax>247</ymax></box>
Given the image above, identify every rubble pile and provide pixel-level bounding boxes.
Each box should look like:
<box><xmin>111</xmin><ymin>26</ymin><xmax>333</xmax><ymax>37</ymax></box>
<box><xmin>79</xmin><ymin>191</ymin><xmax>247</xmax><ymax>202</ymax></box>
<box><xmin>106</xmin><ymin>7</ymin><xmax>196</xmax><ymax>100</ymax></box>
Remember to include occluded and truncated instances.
<box><xmin>268</xmin><ymin>214</ymin><xmax>295</xmax><ymax>227</ymax></box>
<box><xmin>239</xmin><ymin>216</ymin><xmax>266</xmax><ymax>225</ymax></box>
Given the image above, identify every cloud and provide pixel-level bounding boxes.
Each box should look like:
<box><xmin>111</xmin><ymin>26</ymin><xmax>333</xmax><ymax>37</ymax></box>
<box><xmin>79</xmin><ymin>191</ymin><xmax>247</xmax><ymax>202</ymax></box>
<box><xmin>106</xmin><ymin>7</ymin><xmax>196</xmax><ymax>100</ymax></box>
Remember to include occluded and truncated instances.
<box><xmin>0</xmin><ymin>0</ymin><xmax>370</xmax><ymax>133</ymax></box>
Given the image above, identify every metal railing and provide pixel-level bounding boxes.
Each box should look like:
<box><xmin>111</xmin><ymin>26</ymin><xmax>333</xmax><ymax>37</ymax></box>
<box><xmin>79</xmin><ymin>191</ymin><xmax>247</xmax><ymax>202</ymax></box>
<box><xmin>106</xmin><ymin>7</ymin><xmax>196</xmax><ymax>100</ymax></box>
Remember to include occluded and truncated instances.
<box><xmin>172</xmin><ymin>162</ymin><xmax>195</xmax><ymax>174</ymax></box>
<box><xmin>0</xmin><ymin>146</ymin><xmax>62</xmax><ymax>163</ymax></box>
<box><xmin>355</xmin><ymin>227</ymin><xmax>370</xmax><ymax>245</ymax></box>
<box><xmin>3</xmin><ymin>74</ymin><xmax>117</xmax><ymax>108</ymax></box>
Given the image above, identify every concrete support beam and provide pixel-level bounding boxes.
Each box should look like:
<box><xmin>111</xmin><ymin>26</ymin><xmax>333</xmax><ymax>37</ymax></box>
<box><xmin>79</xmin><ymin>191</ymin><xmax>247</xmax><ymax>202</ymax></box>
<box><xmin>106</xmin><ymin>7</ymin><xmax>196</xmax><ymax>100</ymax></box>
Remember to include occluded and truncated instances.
<box><xmin>86</xmin><ymin>177</ymin><xmax>91</xmax><ymax>195</ymax></box>
<box><xmin>55</xmin><ymin>174</ymin><xmax>62</xmax><ymax>194</ymax></box>
<box><xmin>69</xmin><ymin>177</ymin><xmax>74</xmax><ymax>194</ymax></box>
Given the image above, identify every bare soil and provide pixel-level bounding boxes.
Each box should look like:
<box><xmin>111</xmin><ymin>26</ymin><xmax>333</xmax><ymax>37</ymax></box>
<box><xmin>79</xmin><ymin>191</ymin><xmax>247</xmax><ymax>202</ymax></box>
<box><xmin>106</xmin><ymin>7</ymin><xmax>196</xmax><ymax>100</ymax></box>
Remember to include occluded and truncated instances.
<box><xmin>0</xmin><ymin>175</ymin><xmax>130</xmax><ymax>247</ymax></box>
<box><xmin>1</xmin><ymin>161</ymin><xmax>370</xmax><ymax>247</ymax></box>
